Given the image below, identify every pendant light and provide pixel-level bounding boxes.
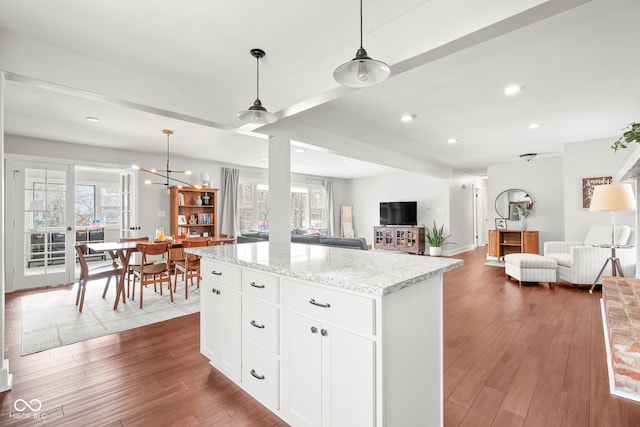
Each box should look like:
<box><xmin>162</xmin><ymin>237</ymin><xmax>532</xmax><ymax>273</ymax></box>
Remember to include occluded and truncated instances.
<box><xmin>333</xmin><ymin>0</ymin><xmax>390</xmax><ymax>87</ymax></box>
<box><xmin>237</xmin><ymin>48</ymin><xmax>278</xmax><ymax>125</ymax></box>
<box><xmin>132</xmin><ymin>129</ymin><xmax>201</xmax><ymax>193</ymax></box>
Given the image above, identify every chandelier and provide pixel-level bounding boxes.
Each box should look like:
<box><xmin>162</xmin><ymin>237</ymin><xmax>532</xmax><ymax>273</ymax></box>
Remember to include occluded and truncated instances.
<box><xmin>132</xmin><ymin>129</ymin><xmax>201</xmax><ymax>191</ymax></box>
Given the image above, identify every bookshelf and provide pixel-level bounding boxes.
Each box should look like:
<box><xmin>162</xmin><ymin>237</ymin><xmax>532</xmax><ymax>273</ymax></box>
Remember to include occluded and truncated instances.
<box><xmin>169</xmin><ymin>186</ymin><xmax>218</xmax><ymax>238</ymax></box>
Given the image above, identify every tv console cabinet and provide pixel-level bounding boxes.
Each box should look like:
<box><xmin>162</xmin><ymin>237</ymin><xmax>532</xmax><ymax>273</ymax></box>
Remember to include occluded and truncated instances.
<box><xmin>373</xmin><ymin>225</ymin><xmax>425</xmax><ymax>254</ymax></box>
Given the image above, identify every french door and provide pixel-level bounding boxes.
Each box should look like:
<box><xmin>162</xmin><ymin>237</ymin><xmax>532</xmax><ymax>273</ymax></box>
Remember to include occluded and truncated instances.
<box><xmin>9</xmin><ymin>160</ymin><xmax>75</xmax><ymax>290</ymax></box>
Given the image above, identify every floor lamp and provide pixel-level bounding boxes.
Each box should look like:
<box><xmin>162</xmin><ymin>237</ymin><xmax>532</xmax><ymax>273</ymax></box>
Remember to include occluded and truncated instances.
<box><xmin>588</xmin><ymin>183</ymin><xmax>637</xmax><ymax>293</ymax></box>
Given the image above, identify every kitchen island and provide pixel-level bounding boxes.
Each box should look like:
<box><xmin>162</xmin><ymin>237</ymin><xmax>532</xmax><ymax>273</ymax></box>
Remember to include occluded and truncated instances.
<box><xmin>187</xmin><ymin>241</ymin><xmax>463</xmax><ymax>427</ymax></box>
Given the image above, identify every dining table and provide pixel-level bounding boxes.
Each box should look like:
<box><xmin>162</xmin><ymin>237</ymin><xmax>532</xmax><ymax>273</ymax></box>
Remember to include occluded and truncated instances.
<box><xmin>87</xmin><ymin>235</ymin><xmax>237</xmax><ymax>309</ymax></box>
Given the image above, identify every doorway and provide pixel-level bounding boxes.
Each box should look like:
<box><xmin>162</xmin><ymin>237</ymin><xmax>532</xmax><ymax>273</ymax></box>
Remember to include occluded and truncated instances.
<box><xmin>5</xmin><ymin>158</ymin><xmax>136</xmax><ymax>291</ymax></box>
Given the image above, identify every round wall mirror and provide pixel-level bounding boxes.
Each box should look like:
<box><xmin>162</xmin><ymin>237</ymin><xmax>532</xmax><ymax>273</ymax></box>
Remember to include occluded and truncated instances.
<box><xmin>495</xmin><ymin>189</ymin><xmax>533</xmax><ymax>220</ymax></box>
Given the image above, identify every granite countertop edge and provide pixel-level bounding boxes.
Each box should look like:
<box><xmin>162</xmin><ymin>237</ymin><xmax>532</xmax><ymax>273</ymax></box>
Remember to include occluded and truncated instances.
<box><xmin>188</xmin><ymin>245</ymin><xmax>463</xmax><ymax>296</ymax></box>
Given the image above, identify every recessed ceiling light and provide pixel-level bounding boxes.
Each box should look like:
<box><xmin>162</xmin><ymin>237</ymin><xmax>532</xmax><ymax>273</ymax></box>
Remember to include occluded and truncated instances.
<box><xmin>528</xmin><ymin>123</ymin><xmax>541</xmax><ymax>129</ymax></box>
<box><xmin>447</xmin><ymin>138</ymin><xmax>457</xmax><ymax>144</ymax></box>
<box><xmin>86</xmin><ymin>116</ymin><xmax>100</xmax><ymax>122</ymax></box>
<box><xmin>260</xmin><ymin>157</ymin><xmax>268</xmax><ymax>161</ymax></box>
<box><xmin>503</xmin><ymin>85</ymin><xmax>523</xmax><ymax>95</ymax></box>
<box><xmin>401</xmin><ymin>114</ymin><xmax>416</xmax><ymax>122</ymax></box>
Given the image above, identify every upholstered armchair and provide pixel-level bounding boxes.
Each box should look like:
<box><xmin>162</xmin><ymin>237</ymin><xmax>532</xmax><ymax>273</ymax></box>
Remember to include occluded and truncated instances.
<box><xmin>544</xmin><ymin>225</ymin><xmax>637</xmax><ymax>286</ymax></box>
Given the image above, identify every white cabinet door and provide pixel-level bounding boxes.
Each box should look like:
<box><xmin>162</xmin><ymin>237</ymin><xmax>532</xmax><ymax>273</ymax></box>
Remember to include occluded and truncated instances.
<box><xmin>281</xmin><ymin>311</ymin><xmax>322</xmax><ymax>427</ymax></box>
<box><xmin>321</xmin><ymin>325</ymin><xmax>375</xmax><ymax>427</ymax></box>
<box><xmin>281</xmin><ymin>311</ymin><xmax>375</xmax><ymax>427</ymax></box>
<box><xmin>201</xmin><ymin>280</ymin><xmax>242</xmax><ymax>382</ymax></box>
<box><xmin>200</xmin><ymin>281</ymin><xmax>216</xmax><ymax>360</ymax></box>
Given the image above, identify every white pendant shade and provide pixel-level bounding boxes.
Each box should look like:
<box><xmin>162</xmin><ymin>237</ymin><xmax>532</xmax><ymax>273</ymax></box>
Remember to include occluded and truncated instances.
<box><xmin>334</xmin><ymin>54</ymin><xmax>390</xmax><ymax>87</ymax></box>
<box><xmin>237</xmin><ymin>100</ymin><xmax>278</xmax><ymax>125</ymax></box>
<box><xmin>333</xmin><ymin>0</ymin><xmax>390</xmax><ymax>88</ymax></box>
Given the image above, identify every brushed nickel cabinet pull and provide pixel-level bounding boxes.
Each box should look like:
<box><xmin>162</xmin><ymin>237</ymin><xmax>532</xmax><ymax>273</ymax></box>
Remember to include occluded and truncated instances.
<box><xmin>309</xmin><ymin>299</ymin><xmax>331</xmax><ymax>308</ymax></box>
<box><xmin>211</xmin><ymin>270</ymin><xmax>222</xmax><ymax>276</ymax></box>
<box><xmin>250</xmin><ymin>281</ymin><xmax>265</xmax><ymax>289</ymax></box>
<box><xmin>250</xmin><ymin>320</ymin><xmax>265</xmax><ymax>329</ymax></box>
<box><xmin>250</xmin><ymin>369</ymin><xmax>265</xmax><ymax>380</ymax></box>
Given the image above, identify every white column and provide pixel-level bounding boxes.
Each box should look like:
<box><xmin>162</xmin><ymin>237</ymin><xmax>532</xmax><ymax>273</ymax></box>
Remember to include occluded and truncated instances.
<box><xmin>268</xmin><ymin>136</ymin><xmax>291</xmax><ymax>243</ymax></box>
<box><xmin>0</xmin><ymin>74</ymin><xmax>14</xmax><ymax>391</ymax></box>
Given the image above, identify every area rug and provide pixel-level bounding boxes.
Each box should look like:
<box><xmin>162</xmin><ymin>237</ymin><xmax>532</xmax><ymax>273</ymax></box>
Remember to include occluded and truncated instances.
<box><xmin>21</xmin><ymin>278</ymin><xmax>200</xmax><ymax>356</ymax></box>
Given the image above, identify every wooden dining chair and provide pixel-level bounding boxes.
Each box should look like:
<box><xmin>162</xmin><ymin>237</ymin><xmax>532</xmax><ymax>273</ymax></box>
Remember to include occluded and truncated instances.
<box><xmin>173</xmin><ymin>238</ymin><xmax>212</xmax><ymax>299</ymax></box>
<box><xmin>117</xmin><ymin>236</ymin><xmax>150</xmax><ymax>298</ymax></box>
<box><xmin>75</xmin><ymin>244</ymin><xmax>124</xmax><ymax>312</ymax></box>
<box><xmin>219</xmin><ymin>233</ymin><xmax>236</xmax><ymax>245</ymax></box>
<box><xmin>130</xmin><ymin>241</ymin><xmax>173</xmax><ymax>308</ymax></box>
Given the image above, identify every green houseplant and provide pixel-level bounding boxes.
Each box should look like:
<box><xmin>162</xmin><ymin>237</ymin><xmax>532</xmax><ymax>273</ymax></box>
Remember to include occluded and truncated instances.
<box><xmin>424</xmin><ymin>221</ymin><xmax>453</xmax><ymax>256</ymax></box>
<box><xmin>611</xmin><ymin>122</ymin><xmax>640</xmax><ymax>151</ymax></box>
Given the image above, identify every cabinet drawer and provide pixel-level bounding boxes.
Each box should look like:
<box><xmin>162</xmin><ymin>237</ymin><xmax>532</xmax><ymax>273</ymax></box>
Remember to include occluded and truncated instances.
<box><xmin>243</xmin><ymin>341</ymin><xmax>279</xmax><ymax>411</ymax></box>
<box><xmin>201</xmin><ymin>259</ymin><xmax>241</xmax><ymax>290</ymax></box>
<box><xmin>243</xmin><ymin>269</ymin><xmax>279</xmax><ymax>303</ymax></box>
<box><xmin>242</xmin><ymin>295</ymin><xmax>279</xmax><ymax>355</ymax></box>
<box><xmin>281</xmin><ymin>278</ymin><xmax>375</xmax><ymax>336</ymax></box>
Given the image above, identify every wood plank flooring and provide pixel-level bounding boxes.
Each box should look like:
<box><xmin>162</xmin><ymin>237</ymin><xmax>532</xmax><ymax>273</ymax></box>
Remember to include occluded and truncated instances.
<box><xmin>1</xmin><ymin>246</ymin><xmax>639</xmax><ymax>426</ymax></box>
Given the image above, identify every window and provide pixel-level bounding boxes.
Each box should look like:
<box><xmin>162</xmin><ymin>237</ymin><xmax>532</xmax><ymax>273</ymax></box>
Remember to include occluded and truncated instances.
<box><xmin>75</xmin><ymin>183</ymin><xmax>121</xmax><ymax>227</ymax></box>
<box><xmin>75</xmin><ymin>185</ymin><xmax>96</xmax><ymax>226</ymax></box>
<box><xmin>239</xmin><ymin>180</ymin><xmax>326</xmax><ymax>232</ymax></box>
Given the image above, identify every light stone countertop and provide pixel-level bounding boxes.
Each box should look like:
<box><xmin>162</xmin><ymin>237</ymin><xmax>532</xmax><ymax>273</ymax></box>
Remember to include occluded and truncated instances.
<box><xmin>186</xmin><ymin>241</ymin><xmax>463</xmax><ymax>296</ymax></box>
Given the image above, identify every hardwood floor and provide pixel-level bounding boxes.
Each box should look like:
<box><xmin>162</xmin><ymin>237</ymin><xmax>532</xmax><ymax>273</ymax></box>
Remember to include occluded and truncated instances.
<box><xmin>1</xmin><ymin>247</ymin><xmax>639</xmax><ymax>426</ymax></box>
<box><xmin>443</xmin><ymin>248</ymin><xmax>640</xmax><ymax>427</ymax></box>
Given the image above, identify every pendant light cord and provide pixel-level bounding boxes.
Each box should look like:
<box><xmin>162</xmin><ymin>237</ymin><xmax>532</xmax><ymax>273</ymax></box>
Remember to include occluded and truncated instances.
<box><xmin>166</xmin><ymin>132</ymin><xmax>170</xmax><ymax>188</ymax></box>
<box><xmin>359</xmin><ymin>0</ymin><xmax>363</xmax><ymax>49</ymax></box>
<box><xmin>255</xmin><ymin>55</ymin><xmax>260</xmax><ymax>101</ymax></box>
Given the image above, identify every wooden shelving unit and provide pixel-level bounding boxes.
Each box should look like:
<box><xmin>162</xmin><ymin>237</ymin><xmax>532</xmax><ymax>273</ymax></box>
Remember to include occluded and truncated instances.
<box><xmin>169</xmin><ymin>186</ymin><xmax>218</xmax><ymax>238</ymax></box>
<box><xmin>373</xmin><ymin>226</ymin><xmax>425</xmax><ymax>254</ymax></box>
<box><xmin>488</xmin><ymin>229</ymin><xmax>539</xmax><ymax>261</ymax></box>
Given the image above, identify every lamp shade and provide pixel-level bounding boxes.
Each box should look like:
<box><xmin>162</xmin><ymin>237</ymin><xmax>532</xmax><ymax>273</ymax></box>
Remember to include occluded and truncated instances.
<box><xmin>589</xmin><ymin>183</ymin><xmax>636</xmax><ymax>211</ymax></box>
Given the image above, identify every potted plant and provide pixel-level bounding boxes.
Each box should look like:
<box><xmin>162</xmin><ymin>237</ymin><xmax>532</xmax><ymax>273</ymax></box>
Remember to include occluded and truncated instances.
<box><xmin>611</xmin><ymin>122</ymin><xmax>640</xmax><ymax>151</ymax></box>
<box><xmin>424</xmin><ymin>221</ymin><xmax>453</xmax><ymax>256</ymax></box>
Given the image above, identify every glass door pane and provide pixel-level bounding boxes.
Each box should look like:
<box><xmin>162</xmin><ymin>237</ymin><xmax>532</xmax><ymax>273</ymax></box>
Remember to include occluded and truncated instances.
<box><xmin>16</xmin><ymin>162</ymin><xmax>74</xmax><ymax>289</ymax></box>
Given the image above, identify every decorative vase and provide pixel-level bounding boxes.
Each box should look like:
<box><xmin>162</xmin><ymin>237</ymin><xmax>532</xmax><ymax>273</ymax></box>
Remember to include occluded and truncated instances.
<box><xmin>519</xmin><ymin>216</ymin><xmax>527</xmax><ymax>230</ymax></box>
<box><xmin>202</xmin><ymin>192</ymin><xmax>210</xmax><ymax>205</ymax></box>
<box><xmin>429</xmin><ymin>246</ymin><xmax>442</xmax><ymax>257</ymax></box>
<box><xmin>196</xmin><ymin>195</ymin><xmax>203</xmax><ymax>206</ymax></box>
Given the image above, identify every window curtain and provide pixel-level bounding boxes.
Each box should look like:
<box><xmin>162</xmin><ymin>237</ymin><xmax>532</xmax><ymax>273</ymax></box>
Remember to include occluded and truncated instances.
<box><xmin>324</xmin><ymin>179</ymin><xmax>335</xmax><ymax>236</ymax></box>
<box><xmin>220</xmin><ymin>168</ymin><xmax>239</xmax><ymax>236</ymax></box>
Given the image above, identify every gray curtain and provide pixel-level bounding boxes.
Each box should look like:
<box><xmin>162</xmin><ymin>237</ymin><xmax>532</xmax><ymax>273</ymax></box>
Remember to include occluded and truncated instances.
<box><xmin>324</xmin><ymin>179</ymin><xmax>335</xmax><ymax>236</ymax></box>
<box><xmin>220</xmin><ymin>168</ymin><xmax>239</xmax><ymax>236</ymax></box>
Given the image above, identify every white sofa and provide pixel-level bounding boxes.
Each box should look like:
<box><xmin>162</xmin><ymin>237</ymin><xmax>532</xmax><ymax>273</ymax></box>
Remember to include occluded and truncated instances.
<box><xmin>544</xmin><ymin>225</ymin><xmax>636</xmax><ymax>286</ymax></box>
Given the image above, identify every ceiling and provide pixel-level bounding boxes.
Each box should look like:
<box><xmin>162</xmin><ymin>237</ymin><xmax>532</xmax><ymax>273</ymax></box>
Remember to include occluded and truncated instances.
<box><xmin>1</xmin><ymin>0</ymin><xmax>639</xmax><ymax>179</ymax></box>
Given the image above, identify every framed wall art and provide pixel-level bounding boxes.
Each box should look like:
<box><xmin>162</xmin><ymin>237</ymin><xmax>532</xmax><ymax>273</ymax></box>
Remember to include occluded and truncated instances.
<box><xmin>495</xmin><ymin>218</ymin><xmax>507</xmax><ymax>230</ymax></box>
<box><xmin>582</xmin><ymin>176</ymin><xmax>613</xmax><ymax>209</ymax></box>
<box><xmin>177</xmin><ymin>214</ymin><xmax>187</xmax><ymax>225</ymax></box>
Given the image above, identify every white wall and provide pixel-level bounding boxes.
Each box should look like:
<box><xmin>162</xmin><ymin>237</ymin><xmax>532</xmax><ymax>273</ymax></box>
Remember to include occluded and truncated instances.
<box><xmin>488</xmin><ymin>155</ymin><xmax>564</xmax><ymax>251</ymax></box>
<box><xmin>5</xmin><ymin>134</ymin><xmax>350</xmax><ymax>239</ymax></box>
<box><xmin>348</xmin><ymin>171</ymin><xmax>450</xmax><ymax>247</ymax></box>
<box><xmin>487</xmin><ymin>138</ymin><xmax>638</xmax><ymax>252</ymax></box>
<box><xmin>449</xmin><ymin>171</ymin><xmax>481</xmax><ymax>254</ymax></box>
<box><xmin>563</xmin><ymin>137</ymin><xmax>636</xmax><ymax>241</ymax></box>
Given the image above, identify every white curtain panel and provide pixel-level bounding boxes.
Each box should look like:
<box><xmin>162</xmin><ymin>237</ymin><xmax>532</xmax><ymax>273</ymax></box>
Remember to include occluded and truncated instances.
<box><xmin>324</xmin><ymin>180</ymin><xmax>335</xmax><ymax>236</ymax></box>
<box><xmin>220</xmin><ymin>168</ymin><xmax>239</xmax><ymax>236</ymax></box>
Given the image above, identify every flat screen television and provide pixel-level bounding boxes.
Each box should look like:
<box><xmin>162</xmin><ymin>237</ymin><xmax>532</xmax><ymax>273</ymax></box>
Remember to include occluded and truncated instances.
<box><xmin>380</xmin><ymin>201</ymin><xmax>417</xmax><ymax>226</ymax></box>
